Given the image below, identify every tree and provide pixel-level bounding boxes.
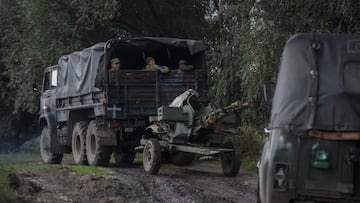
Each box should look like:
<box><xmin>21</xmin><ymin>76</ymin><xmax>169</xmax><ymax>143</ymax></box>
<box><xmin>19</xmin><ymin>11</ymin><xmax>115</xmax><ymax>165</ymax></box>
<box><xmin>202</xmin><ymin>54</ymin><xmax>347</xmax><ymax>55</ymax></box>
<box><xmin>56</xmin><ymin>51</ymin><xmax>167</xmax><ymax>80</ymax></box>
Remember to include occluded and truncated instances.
<box><xmin>0</xmin><ymin>0</ymin><xmax>214</xmax><ymax>150</ymax></box>
<box><xmin>209</xmin><ymin>0</ymin><xmax>360</xmax><ymax>126</ymax></box>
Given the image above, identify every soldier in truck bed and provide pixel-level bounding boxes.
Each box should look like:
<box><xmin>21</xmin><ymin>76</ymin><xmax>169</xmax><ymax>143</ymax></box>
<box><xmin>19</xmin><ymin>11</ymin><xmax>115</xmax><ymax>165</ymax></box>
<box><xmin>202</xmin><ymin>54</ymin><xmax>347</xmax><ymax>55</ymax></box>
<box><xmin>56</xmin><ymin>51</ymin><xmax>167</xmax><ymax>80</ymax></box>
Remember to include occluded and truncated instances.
<box><xmin>177</xmin><ymin>59</ymin><xmax>194</xmax><ymax>73</ymax></box>
<box><xmin>109</xmin><ymin>58</ymin><xmax>121</xmax><ymax>71</ymax></box>
<box><xmin>108</xmin><ymin>58</ymin><xmax>121</xmax><ymax>83</ymax></box>
<box><xmin>144</xmin><ymin>57</ymin><xmax>169</xmax><ymax>73</ymax></box>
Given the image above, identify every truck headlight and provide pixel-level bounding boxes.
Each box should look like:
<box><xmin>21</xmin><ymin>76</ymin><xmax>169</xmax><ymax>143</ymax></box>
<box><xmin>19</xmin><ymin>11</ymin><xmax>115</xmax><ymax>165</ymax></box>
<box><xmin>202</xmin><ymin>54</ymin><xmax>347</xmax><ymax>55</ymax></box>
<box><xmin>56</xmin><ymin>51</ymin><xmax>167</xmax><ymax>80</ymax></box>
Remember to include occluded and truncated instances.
<box><xmin>274</xmin><ymin>163</ymin><xmax>288</xmax><ymax>191</ymax></box>
<box><xmin>312</xmin><ymin>149</ymin><xmax>330</xmax><ymax>169</ymax></box>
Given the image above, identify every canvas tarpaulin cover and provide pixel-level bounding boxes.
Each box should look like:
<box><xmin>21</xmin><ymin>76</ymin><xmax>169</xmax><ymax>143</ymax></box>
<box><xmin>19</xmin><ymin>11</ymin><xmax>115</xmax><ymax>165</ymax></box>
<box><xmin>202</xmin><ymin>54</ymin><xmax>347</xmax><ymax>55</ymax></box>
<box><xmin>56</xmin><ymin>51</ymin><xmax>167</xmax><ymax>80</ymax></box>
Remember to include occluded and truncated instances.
<box><xmin>271</xmin><ymin>33</ymin><xmax>360</xmax><ymax>131</ymax></box>
<box><xmin>57</xmin><ymin>43</ymin><xmax>105</xmax><ymax>98</ymax></box>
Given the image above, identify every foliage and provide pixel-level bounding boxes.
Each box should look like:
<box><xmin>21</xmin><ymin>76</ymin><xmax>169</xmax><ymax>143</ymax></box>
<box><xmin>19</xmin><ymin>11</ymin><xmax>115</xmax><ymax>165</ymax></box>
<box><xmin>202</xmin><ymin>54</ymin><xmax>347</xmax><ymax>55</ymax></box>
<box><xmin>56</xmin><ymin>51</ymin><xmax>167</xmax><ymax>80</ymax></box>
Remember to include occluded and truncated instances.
<box><xmin>240</xmin><ymin>124</ymin><xmax>265</xmax><ymax>158</ymax></box>
<box><xmin>0</xmin><ymin>0</ymin><xmax>214</xmax><ymax>149</ymax></box>
<box><xmin>209</xmin><ymin>0</ymin><xmax>360</xmax><ymax>127</ymax></box>
<box><xmin>241</xmin><ymin>158</ymin><xmax>258</xmax><ymax>171</ymax></box>
<box><xmin>3</xmin><ymin>0</ymin><xmax>360</xmax><ymax>155</ymax></box>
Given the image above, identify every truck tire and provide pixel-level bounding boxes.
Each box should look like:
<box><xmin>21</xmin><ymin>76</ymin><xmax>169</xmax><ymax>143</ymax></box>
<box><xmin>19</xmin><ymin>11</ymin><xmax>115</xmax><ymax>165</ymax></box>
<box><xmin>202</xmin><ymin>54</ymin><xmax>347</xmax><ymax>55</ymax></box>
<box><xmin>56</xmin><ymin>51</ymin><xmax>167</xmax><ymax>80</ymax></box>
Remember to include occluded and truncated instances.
<box><xmin>256</xmin><ymin>181</ymin><xmax>261</xmax><ymax>203</ymax></box>
<box><xmin>40</xmin><ymin>126</ymin><xmax>63</xmax><ymax>164</ymax></box>
<box><xmin>143</xmin><ymin>139</ymin><xmax>162</xmax><ymax>175</ymax></box>
<box><xmin>114</xmin><ymin>147</ymin><xmax>136</xmax><ymax>165</ymax></box>
<box><xmin>221</xmin><ymin>136</ymin><xmax>242</xmax><ymax>177</ymax></box>
<box><xmin>86</xmin><ymin>121</ymin><xmax>113</xmax><ymax>166</ymax></box>
<box><xmin>72</xmin><ymin>121</ymin><xmax>88</xmax><ymax>165</ymax></box>
<box><xmin>170</xmin><ymin>151</ymin><xmax>194</xmax><ymax>166</ymax></box>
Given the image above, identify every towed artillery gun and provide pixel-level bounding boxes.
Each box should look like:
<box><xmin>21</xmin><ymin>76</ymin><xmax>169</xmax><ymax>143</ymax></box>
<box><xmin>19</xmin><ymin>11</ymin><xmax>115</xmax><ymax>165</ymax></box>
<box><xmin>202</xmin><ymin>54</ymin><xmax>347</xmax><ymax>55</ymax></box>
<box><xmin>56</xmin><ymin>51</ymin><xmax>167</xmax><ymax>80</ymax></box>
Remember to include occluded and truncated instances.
<box><xmin>140</xmin><ymin>89</ymin><xmax>248</xmax><ymax>176</ymax></box>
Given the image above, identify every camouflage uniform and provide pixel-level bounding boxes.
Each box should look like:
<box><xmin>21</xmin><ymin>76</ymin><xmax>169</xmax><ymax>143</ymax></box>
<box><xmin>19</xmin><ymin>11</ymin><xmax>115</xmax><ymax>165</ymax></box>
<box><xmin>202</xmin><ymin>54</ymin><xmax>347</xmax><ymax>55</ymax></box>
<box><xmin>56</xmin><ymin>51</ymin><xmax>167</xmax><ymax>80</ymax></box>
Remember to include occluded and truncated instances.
<box><xmin>144</xmin><ymin>64</ymin><xmax>169</xmax><ymax>73</ymax></box>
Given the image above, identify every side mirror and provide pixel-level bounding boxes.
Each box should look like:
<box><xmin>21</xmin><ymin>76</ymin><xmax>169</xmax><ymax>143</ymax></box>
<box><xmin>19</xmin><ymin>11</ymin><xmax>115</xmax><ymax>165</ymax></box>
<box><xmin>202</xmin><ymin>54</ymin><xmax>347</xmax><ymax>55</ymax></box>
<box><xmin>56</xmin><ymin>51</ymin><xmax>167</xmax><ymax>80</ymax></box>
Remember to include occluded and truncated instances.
<box><xmin>32</xmin><ymin>83</ymin><xmax>38</xmax><ymax>92</ymax></box>
<box><xmin>263</xmin><ymin>82</ymin><xmax>275</xmax><ymax>105</ymax></box>
<box><xmin>264</xmin><ymin>127</ymin><xmax>271</xmax><ymax>137</ymax></box>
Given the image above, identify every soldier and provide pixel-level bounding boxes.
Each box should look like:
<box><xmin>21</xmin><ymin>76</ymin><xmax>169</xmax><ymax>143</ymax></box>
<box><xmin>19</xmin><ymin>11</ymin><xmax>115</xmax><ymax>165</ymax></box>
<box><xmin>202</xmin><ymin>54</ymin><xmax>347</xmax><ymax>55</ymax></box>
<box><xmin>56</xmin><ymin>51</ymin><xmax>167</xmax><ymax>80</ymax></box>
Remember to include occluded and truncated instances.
<box><xmin>177</xmin><ymin>59</ymin><xmax>194</xmax><ymax>73</ymax></box>
<box><xmin>144</xmin><ymin>57</ymin><xmax>169</xmax><ymax>73</ymax></box>
<box><xmin>110</xmin><ymin>58</ymin><xmax>121</xmax><ymax>71</ymax></box>
<box><xmin>109</xmin><ymin>58</ymin><xmax>121</xmax><ymax>83</ymax></box>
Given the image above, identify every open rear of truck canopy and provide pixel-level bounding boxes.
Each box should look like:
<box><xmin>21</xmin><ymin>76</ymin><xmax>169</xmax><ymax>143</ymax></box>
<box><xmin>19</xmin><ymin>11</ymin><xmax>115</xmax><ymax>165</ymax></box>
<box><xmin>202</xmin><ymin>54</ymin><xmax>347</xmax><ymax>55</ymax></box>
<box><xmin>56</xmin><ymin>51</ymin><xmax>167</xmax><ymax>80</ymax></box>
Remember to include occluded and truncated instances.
<box><xmin>56</xmin><ymin>37</ymin><xmax>206</xmax><ymax>99</ymax></box>
<box><xmin>104</xmin><ymin>37</ymin><xmax>206</xmax><ymax>70</ymax></box>
<box><xmin>271</xmin><ymin>33</ymin><xmax>360</xmax><ymax>131</ymax></box>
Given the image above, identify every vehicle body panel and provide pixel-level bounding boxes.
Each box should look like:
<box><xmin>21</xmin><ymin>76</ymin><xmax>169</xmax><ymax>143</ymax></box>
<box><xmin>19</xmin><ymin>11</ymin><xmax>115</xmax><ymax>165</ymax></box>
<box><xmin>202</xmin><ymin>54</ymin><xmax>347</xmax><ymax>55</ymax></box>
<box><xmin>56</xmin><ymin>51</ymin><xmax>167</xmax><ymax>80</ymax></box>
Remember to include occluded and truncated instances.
<box><xmin>258</xmin><ymin>33</ymin><xmax>360</xmax><ymax>203</ymax></box>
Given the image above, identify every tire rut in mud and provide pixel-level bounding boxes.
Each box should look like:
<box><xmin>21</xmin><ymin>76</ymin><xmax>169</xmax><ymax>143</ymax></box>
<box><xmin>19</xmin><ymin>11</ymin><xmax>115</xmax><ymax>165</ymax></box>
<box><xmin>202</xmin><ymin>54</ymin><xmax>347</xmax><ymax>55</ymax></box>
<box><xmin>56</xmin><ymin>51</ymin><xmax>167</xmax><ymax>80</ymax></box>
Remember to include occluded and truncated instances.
<box><xmin>11</xmin><ymin>162</ymin><xmax>257</xmax><ymax>203</ymax></box>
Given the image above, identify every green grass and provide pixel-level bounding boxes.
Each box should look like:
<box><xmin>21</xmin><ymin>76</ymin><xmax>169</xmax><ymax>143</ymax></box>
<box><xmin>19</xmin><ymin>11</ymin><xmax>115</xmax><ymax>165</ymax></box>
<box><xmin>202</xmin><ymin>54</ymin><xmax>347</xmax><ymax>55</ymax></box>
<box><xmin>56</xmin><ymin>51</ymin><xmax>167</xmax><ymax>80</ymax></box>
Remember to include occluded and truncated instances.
<box><xmin>134</xmin><ymin>153</ymin><xmax>142</xmax><ymax>163</ymax></box>
<box><xmin>0</xmin><ymin>153</ymin><xmax>41</xmax><ymax>163</ymax></box>
<box><xmin>0</xmin><ymin>158</ymin><xmax>111</xmax><ymax>202</ymax></box>
<box><xmin>0</xmin><ymin>163</ymin><xmax>111</xmax><ymax>176</ymax></box>
<box><xmin>241</xmin><ymin>158</ymin><xmax>258</xmax><ymax>171</ymax></box>
<box><xmin>0</xmin><ymin>169</ymin><xmax>18</xmax><ymax>202</ymax></box>
<box><xmin>1</xmin><ymin>163</ymin><xmax>52</xmax><ymax>171</ymax></box>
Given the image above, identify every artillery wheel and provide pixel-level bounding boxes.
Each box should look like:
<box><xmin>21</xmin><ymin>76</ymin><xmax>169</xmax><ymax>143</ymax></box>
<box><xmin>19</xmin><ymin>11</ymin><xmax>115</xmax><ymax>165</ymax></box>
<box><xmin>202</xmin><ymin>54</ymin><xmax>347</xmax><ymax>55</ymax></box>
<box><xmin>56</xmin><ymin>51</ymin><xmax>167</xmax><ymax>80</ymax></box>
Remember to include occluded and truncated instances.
<box><xmin>72</xmin><ymin>121</ymin><xmax>88</xmax><ymax>165</ymax></box>
<box><xmin>114</xmin><ymin>147</ymin><xmax>136</xmax><ymax>165</ymax></box>
<box><xmin>221</xmin><ymin>136</ymin><xmax>241</xmax><ymax>177</ymax></box>
<box><xmin>143</xmin><ymin>139</ymin><xmax>162</xmax><ymax>175</ymax></box>
<box><xmin>86</xmin><ymin>121</ymin><xmax>113</xmax><ymax>166</ymax></box>
<box><xmin>170</xmin><ymin>151</ymin><xmax>194</xmax><ymax>166</ymax></box>
<box><xmin>40</xmin><ymin>126</ymin><xmax>63</xmax><ymax>164</ymax></box>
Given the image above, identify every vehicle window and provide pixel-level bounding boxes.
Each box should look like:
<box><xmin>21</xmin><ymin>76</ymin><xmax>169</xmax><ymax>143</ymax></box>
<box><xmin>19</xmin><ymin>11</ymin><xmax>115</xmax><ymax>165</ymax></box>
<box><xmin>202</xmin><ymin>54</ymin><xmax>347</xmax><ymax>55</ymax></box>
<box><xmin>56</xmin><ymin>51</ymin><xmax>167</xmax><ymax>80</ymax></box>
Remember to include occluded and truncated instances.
<box><xmin>51</xmin><ymin>69</ymin><xmax>57</xmax><ymax>88</ymax></box>
<box><xmin>43</xmin><ymin>71</ymin><xmax>50</xmax><ymax>91</ymax></box>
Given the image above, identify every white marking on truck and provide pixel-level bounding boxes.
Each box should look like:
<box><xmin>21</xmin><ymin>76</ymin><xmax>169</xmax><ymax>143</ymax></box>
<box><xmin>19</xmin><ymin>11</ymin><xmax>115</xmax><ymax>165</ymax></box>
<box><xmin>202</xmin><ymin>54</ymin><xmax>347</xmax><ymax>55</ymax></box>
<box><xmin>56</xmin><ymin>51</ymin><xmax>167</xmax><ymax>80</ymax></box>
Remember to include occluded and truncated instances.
<box><xmin>108</xmin><ymin>105</ymin><xmax>122</xmax><ymax>118</ymax></box>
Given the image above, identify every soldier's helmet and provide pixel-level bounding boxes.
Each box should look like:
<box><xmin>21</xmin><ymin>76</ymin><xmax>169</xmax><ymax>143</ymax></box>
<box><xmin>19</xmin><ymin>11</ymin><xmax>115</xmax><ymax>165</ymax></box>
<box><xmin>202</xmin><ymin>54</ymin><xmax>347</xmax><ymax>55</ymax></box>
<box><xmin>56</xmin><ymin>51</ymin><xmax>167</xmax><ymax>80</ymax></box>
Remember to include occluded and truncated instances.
<box><xmin>111</xmin><ymin>58</ymin><xmax>120</xmax><ymax>64</ymax></box>
<box><xmin>178</xmin><ymin>59</ymin><xmax>187</xmax><ymax>65</ymax></box>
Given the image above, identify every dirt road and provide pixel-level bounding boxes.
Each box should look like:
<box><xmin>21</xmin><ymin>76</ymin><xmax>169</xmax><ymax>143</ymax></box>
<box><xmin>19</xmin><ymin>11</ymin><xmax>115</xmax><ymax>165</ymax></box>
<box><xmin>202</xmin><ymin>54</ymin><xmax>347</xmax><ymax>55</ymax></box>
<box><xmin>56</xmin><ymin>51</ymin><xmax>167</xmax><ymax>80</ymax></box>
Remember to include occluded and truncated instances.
<box><xmin>8</xmin><ymin>156</ymin><xmax>257</xmax><ymax>203</ymax></box>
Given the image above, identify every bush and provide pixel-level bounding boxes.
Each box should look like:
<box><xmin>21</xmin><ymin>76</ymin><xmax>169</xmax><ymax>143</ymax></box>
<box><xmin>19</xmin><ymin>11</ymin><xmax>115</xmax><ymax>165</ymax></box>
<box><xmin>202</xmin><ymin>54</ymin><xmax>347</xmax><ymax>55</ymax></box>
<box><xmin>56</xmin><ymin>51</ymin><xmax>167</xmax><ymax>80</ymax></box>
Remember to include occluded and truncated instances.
<box><xmin>240</xmin><ymin>123</ymin><xmax>266</xmax><ymax>159</ymax></box>
<box><xmin>238</xmin><ymin>124</ymin><xmax>266</xmax><ymax>170</ymax></box>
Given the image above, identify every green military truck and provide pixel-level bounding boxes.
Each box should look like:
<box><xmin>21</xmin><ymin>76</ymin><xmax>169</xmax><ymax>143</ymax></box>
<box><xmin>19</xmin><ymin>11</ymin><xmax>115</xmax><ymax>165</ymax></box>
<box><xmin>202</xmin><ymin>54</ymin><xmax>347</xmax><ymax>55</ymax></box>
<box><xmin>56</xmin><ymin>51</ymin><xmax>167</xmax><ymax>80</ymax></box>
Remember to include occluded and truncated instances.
<box><xmin>258</xmin><ymin>33</ymin><xmax>360</xmax><ymax>202</ymax></box>
<box><xmin>38</xmin><ymin>37</ymin><xmax>208</xmax><ymax>166</ymax></box>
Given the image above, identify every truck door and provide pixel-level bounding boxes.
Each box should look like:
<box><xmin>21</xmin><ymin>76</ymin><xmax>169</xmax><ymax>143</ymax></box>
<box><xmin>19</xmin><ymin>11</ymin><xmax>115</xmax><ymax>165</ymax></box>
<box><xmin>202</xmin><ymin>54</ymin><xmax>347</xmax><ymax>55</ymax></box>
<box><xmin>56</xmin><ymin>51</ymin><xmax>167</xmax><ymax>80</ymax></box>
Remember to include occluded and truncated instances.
<box><xmin>40</xmin><ymin>67</ymin><xmax>57</xmax><ymax>116</ymax></box>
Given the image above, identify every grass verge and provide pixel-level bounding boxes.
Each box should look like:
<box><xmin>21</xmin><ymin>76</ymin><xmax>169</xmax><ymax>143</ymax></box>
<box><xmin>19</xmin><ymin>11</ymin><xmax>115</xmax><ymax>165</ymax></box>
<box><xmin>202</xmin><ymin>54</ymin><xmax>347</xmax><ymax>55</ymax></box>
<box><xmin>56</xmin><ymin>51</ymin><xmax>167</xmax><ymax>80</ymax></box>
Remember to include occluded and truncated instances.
<box><xmin>241</xmin><ymin>158</ymin><xmax>258</xmax><ymax>171</ymax></box>
<box><xmin>0</xmin><ymin>169</ymin><xmax>18</xmax><ymax>202</ymax></box>
<box><xmin>0</xmin><ymin>154</ymin><xmax>111</xmax><ymax>202</ymax></box>
<box><xmin>0</xmin><ymin>153</ymin><xmax>41</xmax><ymax>163</ymax></box>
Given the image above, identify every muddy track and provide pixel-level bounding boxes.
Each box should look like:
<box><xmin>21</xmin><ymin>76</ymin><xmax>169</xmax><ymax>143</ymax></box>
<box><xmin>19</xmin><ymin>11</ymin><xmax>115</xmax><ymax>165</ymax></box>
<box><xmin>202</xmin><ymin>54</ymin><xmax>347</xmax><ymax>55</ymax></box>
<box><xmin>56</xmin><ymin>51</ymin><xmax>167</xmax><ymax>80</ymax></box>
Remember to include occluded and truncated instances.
<box><xmin>10</xmin><ymin>159</ymin><xmax>257</xmax><ymax>203</ymax></box>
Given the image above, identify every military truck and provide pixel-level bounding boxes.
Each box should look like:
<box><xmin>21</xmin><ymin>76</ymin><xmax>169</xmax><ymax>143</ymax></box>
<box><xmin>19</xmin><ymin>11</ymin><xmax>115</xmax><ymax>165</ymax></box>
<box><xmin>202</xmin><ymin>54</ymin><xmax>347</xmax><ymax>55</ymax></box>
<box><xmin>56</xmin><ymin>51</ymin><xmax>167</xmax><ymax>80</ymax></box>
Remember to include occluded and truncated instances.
<box><xmin>38</xmin><ymin>37</ymin><xmax>208</xmax><ymax>166</ymax></box>
<box><xmin>258</xmin><ymin>33</ymin><xmax>360</xmax><ymax>202</ymax></box>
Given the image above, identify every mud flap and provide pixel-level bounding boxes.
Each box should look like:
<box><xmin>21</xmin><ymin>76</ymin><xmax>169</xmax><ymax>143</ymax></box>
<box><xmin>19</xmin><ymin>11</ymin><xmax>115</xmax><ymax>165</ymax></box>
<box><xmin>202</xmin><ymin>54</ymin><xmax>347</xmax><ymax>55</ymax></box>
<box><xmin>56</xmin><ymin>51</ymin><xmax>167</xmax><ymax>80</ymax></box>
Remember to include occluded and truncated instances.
<box><xmin>97</xmin><ymin>126</ymin><xmax>117</xmax><ymax>146</ymax></box>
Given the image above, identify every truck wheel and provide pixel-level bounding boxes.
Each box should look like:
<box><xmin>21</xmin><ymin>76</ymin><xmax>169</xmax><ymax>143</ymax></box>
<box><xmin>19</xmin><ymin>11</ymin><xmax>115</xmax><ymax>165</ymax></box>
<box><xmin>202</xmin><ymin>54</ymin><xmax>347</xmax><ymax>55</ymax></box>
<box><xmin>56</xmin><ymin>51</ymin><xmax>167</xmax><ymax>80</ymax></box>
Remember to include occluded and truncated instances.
<box><xmin>86</xmin><ymin>121</ymin><xmax>113</xmax><ymax>166</ymax></box>
<box><xmin>256</xmin><ymin>181</ymin><xmax>261</xmax><ymax>203</ymax></box>
<box><xmin>143</xmin><ymin>139</ymin><xmax>162</xmax><ymax>175</ymax></box>
<box><xmin>170</xmin><ymin>151</ymin><xmax>194</xmax><ymax>166</ymax></box>
<box><xmin>72</xmin><ymin>121</ymin><xmax>88</xmax><ymax>165</ymax></box>
<box><xmin>221</xmin><ymin>136</ymin><xmax>241</xmax><ymax>177</ymax></box>
<box><xmin>40</xmin><ymin>126</ymin><xmax>63</xmax><ymax>164</ymax></box>
<box><xmin>114</xmin><ymin>147</ymin><xmax>136</xmax><ymax>165</ymax></box>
